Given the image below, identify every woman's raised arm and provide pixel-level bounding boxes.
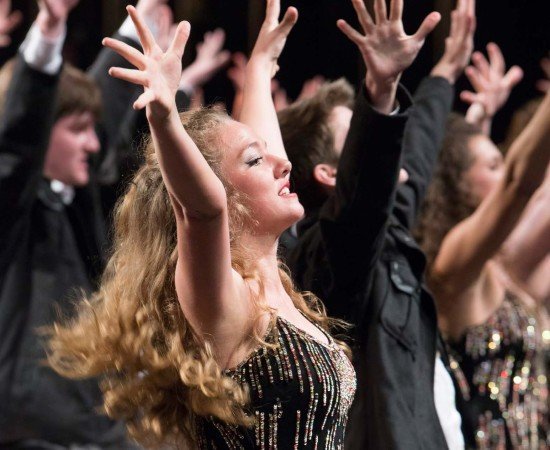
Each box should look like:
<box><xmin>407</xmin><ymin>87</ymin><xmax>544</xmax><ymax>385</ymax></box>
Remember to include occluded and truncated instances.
<box><xmin>104</xmin><ymin>7</ymin><xmax>249</xmax><ymax>361</ymax></box>
<box><xmin>239</xmin><ymin>0</ymin><xmax>298</xmax><ymax>159</ymax></box>
<box><xmin>433</xmin><ymin>90</ymin><xmax>550</xmax><ymax>294</ymax></box>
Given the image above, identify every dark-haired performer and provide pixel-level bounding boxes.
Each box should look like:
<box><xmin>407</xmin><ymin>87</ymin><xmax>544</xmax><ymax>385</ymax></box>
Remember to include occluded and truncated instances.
<box><xmin>284</xmin><ymin>0</ymin><xmax>476</xmax><ymax>448</ymax></box>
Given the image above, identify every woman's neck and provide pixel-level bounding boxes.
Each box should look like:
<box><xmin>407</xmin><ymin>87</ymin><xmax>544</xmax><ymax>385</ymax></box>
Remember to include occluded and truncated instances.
<box><xmin>239</xmin><ymin>232</ymin><xmax>290</xmax><ymax>304</ymax></box>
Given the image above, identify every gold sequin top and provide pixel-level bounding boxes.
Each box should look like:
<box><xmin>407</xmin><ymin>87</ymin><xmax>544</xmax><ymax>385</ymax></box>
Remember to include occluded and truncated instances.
<box><xmin>194</xmin><ymin>315</ymin><xmax>356</xmax><ymax>449</ymax></box>
<box><xmin>449</xmin><ymin>291</ymin><xmax>549</xmax><ymax>450</ymax></box>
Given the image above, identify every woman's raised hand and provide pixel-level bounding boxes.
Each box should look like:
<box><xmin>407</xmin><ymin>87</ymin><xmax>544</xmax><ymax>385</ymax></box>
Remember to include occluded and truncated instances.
<box><xmin>250</xmin><ymin>0</ymin><xmax>298</xmax><ymax>75</ymax></box>
<box><xmin>461</xmin><ymin>43</ymin><xmax>523</xmax><ymax>118</ymax></box>
<box><xmin>103</xmin><ymin>5</ymin><xmax>190</xmax><ymax>120</ymax></box>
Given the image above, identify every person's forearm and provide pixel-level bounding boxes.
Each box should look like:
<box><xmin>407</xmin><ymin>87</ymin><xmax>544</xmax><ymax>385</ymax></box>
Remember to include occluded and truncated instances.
<box><xmin>502</xmin><ymin>181</ymin><xmax>550</xmax><ymax>273</ymax></box>
<box><xmin>148</xmin><ymin>107</ymin><xmax>227</xmax><ymax>218</ymax></box>
<box><xmin>239</xmin><ymin>57</ymin><xmax>287</xmax><ymax>159</ymax></box>
<box><xmin>394</xmin><ymin>76</ymin><xmax>454</xmax><ymax>229</ymax></box>
<box><xmin>505</xmin><ymin>91</ymin><xmax>550</xmax><ymax>196</ymax></box>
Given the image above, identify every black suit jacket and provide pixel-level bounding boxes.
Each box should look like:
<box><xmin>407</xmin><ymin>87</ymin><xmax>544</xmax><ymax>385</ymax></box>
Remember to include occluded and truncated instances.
<box><xmin>0</xmin><ymin>38</ymin><xmax>142</xmax><ymax>446</ymax></box>
<box><xmin>288</xmin><ymin>76</ymin><xmax>454</xmax><ymax>449</ymax></box>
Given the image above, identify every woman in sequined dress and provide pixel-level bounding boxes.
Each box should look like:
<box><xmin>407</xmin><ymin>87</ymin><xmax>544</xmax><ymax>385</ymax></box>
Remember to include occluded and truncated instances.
<box><xmin>416</xmin><ymin>49</ymin><xmax>550</xmax><ymax>449</ymax></box>
<box><xmin>47</xmin><ymin>2</ymin><xmax>357</xmax><ymax>449</ymax></box>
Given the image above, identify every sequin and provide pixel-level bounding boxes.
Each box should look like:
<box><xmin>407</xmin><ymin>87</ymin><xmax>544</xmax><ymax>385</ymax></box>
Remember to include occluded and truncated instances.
<box><xmin>449</xmin><ymin>291</ymin><xmax>549</xmax><ymax>449</ymax></box>
<box><xmin>194</xmin><ymin>316</ymin><xmax>356</xmax><ymax>449</ymax></box>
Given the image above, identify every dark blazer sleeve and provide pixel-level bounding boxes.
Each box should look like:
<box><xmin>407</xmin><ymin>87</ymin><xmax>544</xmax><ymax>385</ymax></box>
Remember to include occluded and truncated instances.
<box><xmin>0</xmin><ymin>55</ymin><xmax>59</xmax><ymax>239</ymax></box>
<box><xmin>317</xmin><ymin>84</ymin><xmax>412</xmax><ymax>291</ymax></box>
<box><xmin>88</xmin><ymin>33</ymin><xmax>141</xmax><ymax>152</ymax></box>
<box><xmin>393</xmin><ymin>76</ymin><xmax>454</xmax><ymax>229</ymax></box>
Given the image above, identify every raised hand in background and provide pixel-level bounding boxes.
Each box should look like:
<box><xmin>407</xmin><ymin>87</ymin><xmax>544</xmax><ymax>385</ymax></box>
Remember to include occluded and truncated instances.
<box><xmin>431</xmin><ymin>0</ymin><xmax>476</xmax><ymax>84</ymax></box>
<box><xmin>0</xmin><ymin>0</ymin><xmax>22</xmax><ymax>46</ymax></box>
<box><xmin>36</xmin><ymin>0</ymin><xmax>79</xmax><ymax>38</ymax></box>
<box><xmin>462</xmin><ymin>43</ymin><xmax>523</xmax><ymax>134</ymax></box>
<box><xmin>179</xmin><ymin>28</ymin><xmax>231</xmax><ymax>91</ymax></box>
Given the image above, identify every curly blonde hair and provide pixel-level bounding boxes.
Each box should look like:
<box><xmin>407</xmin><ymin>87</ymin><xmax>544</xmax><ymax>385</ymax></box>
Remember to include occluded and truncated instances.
<box><xmin>47</xmin><ymin>107</ymin><xmax>346</xmax><ymax>448</ymax></box>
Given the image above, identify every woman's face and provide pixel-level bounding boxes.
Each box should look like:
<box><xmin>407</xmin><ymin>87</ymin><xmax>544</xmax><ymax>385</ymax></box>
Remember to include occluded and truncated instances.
<box><xmin>464</xmin><ymin>134</ymin><xmax>505</xmax><ymax>203</ymax></box>
<box><xmin>219</xmin><ymin>120</ymin><xmax>305</xmax><ymax>234</ymax></box>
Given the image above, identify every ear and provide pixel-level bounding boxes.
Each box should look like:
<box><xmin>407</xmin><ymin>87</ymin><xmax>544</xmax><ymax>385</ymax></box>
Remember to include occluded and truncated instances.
<box><xmin>313</xmin><ymin>163</ymin><xmax>337</xmax><ymax>188</ymax></box>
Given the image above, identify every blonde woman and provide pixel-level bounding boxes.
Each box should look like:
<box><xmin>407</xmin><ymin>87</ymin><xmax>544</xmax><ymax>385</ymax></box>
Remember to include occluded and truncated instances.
<box><xmin>48</xmin><ymin>2</ymin><xmax>356</xmax><ymax>448</ymax></box>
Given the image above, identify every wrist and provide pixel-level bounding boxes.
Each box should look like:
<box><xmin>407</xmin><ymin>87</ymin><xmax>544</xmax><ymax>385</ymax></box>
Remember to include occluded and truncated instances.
<box><xmin>146</xmin><ymin>100</ymin><xmax>179</xmax><ymax>125</ymax></box>
<box><xmin>431</xmin><ymin>63</ymin><xmax>458</xmax><ymax>85</ymax></box>
<box><xmin>365</xmin><ymin>75</ymin><xmax>399</xmax><ymax>115</ymax></box>
<box><xmin>36</xmin><ymin>12</ymin><xmax>65</xmax><ymax>39</ymax></box>
<box><xmin>247</xmin><ymin>55</ymin><xmax>275</xmax><ymax>74</ymax></box>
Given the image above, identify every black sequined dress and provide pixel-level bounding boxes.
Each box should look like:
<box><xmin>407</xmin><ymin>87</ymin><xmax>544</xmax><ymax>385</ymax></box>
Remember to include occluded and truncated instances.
<box><xmin>449</xmin><ymin>290</ymin><xmax>549</xmax><ymax>450</ymax></box>
<box><xmin>194</xmin><ymin>315</ymin><xmax>356</xmax><ymax>449</ymax></box>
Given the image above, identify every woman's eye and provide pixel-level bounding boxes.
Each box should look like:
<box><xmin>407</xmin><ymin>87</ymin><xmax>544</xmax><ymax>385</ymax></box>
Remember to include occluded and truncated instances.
<box><xmin>246</xmin><ymin>157</ymin><xmax>263</xmax><ymax>167</ymax></box>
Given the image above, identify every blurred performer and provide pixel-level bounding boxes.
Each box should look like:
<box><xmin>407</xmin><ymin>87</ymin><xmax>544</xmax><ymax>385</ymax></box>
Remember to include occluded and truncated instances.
<box><xmin>416</xmin><ymin>78</ymin><xmax>550</xmax><ymax>450</ymax></box>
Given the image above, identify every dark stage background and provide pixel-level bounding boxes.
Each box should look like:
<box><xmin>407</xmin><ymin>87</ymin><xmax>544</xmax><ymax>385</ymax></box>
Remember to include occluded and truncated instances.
<box><xmin>1</xmin><ymin>0</ymin><xmax>548</xmax><ymax>143</ymax></box>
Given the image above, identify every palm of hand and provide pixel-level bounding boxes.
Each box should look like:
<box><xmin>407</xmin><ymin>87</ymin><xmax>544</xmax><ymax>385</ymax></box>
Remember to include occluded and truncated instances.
<box><xmin>482</xmin><ymin>82</ymin><xmax>509</xmax><ymax>116</ymax></box>
<box><xmin>360</xmin><ymin>22</ymin><xmax>422</xmax><ymax>82</ymax></box>
<box><xmin>143</xmin><ymin>47</ymin><xmax>182</xmax><ymax>116</ymax></box>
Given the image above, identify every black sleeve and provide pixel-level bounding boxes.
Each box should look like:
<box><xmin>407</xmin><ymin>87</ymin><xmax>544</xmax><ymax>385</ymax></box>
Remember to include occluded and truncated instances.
<box><xmin>88</xmin><ymin>33</ymin><xmax>141</xmax><ymax>153</ymax></box>
<box><xmin>0</xmin><ymin>55</ymin><xmax>59</xmax><ymax>254</ymax></box>
<box><xmin>393</xmin><ymin>76</ymin><xmax>454</xmax><ymax>229</ymax></box>
<box><xmin>317</xmin><ymin>84</ymin><xmax>412</xmax><ymax>291</ymax></box>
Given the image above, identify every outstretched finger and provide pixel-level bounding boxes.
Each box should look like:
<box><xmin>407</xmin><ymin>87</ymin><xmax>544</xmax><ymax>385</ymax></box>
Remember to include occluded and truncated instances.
<box><xmin>465</xmin><ymin>66</ymin><xmax>488</xmax><ymax>92</ymax></box>
<box><xmin>487</xmin><ymin>43</ymin><xmax>505</xmax><ymax>74</ymax></box>
<box><xmin>373</xmin><ymin>0</ymin><xmax>388</xmax><ymax>23</ymax></box>
<box><xmin>3</xmin><ymin>9</ymin><xmax>22</xmax><ymax>33</ymax></box>
<box><xmin>502</xmin><ymin>66</ymin><xmax>523</xmax><ymax>89</ymax></box>
<box><xmin>217</xmin><ymin>50</ymin><xmax>232</xmax><ymax>64</ymax></box>
<box><xmin>471</xmin><ymin>51</ymin><xmax>490</xmax><ymax>79</ymax></box>
<box><xmin>169</xmin><ymin>21</ymin><xmax>191</xmax><ymax>60</ymax></box>
<box><xmin>351</xmin><ymin>0</ymin><xmax>374</xmax><ymax>33</ymax></box>
<box><xmin>127</xmin><ymin>5</ymin><xmax>156</xmax><ymax>53</ymax></box>
<box><xmin>0</xmin><ymin>0</ymin><xmax>9</xmax><ymax>16</ymax></box>
<box><xmin>467</xmin><ymin>0</ymin><xmax>476</xmax><ymax>19</ymax></box>
<box><xmin>102</xmin><ymin>37</ymin><xmax>146</xmax><ymax>69</ymax></box>
<box><xmin>276</xmin><ymin>7</ymin><xmax>298</xmax><ymax>38</ymax></box>
<box><xmin>389</xmin><ymin>0</ymin><xmax>404</xmax><ymax>22</ymax></box>
<box><xmin>265</xmin><ymin>0</ymin><xmax>281</xmax><ymax>24</ymax></box>
<box><xmin>133</xmin><ymin>90</ymin><xmax>156</xmax><ymax>110</ymax></box>
<box><xmin>460</xmin><ymin>89</ymin><xmax>482</xmax><ymax>105</ymax></box>
<box><xmin>337</xmin><ymin>19</ymin><xmax>365</xmax><ymax>47</ymax></box>
<box><xmin>108</xmin><ymin>67</ymin><xmax>149</xmax><ymax>86</ymax></box>
<box><xmin>207</xmin><ymin>28</ymin><xmax>226</xmax><ymax>53</ymax></box>
<box><xmin>413</xmin><ymin>11</ymin><xmax>441</xmax><ymax>42</ymax></box>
